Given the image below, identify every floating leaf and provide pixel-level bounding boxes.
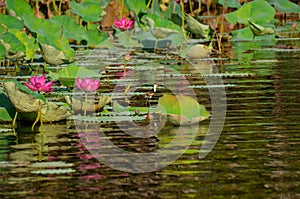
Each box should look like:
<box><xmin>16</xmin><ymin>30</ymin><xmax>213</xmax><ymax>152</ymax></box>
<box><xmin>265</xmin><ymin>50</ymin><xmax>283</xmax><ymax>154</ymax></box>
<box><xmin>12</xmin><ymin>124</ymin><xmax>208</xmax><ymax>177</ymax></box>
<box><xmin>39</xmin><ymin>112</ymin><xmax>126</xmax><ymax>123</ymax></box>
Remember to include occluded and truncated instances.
<box><xmin>157</xmin><ymin>94</ymin><xmax>210</xmax><ymax>125</ymax></box>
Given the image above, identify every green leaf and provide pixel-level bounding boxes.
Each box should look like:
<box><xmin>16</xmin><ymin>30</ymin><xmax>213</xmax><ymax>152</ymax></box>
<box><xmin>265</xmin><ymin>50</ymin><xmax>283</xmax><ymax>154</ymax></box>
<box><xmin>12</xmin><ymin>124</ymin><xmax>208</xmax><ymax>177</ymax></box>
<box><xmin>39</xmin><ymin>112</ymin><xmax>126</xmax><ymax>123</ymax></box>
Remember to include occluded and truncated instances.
<box><xmin>85</xmin><ymin>29</ymin><xmax>109</xmax><ymax>47</ymax></box>
<box><xmin>124</xmin><ymin>0</ymin><xmax>148</xmax><ymax>14</ymax></box>
<box><xmin>157</xmin><ymin>94</ymin><xmax>210</xmax><ymax>125</ymax></box>
<box><xmin>5</xmin><ymin>0</ymin><xmax>34</xmax><ymax>18</ymax></box>
<box><xmin>0</xmin><ymin>43</ymin><xmax>6</xmax><ymax>58</ymax></box>
<box><xmin>0</xmin><ymin>91</ymin><xmax>16</xmax><ymax>121</ymax></box>
<box><xmin>0</xmin><ymin>14</ymin><xmax>24</xmax><ymax>30</ymax></box>
<box><xmin>225</xmin><ymin>0</ymin><xmax>276</xmax><ymax>25</ymax></box>
<box><xmin>70</xmin><ymin>1</ymin><xmax>103</xmax><ymax>22</ymax></box>
<box><xmin>49</xmin><ymin>65</ymin><xmax>100</xmax><ymax>87</ymax></box>
<box><xmin>0</xmin><ymin>107</ymin><xmax>12</xmax><ymax>121</ymax></box>
<box><xmin>49</xmin><ymin>15</ymin><xmax>87</xmax><ymax>42</ymax></box>
<box><xmin>8</xmin><ymin>29</ymin><xmax>37</xmax><ymax>60</ymax></box>
<box><xmin>218</xmin><ymin>0</ymin><xmax>241</xmax><ymax>8</ymax></box>
<box><xmin>268</xmin><ymin>0</ymin><xmax>300</xmax><ymax>13</ymax></box>
<box><xmin>1</xmin><ymin>32</ymin><xmax>26</xmax><ymax>53</ymax></box>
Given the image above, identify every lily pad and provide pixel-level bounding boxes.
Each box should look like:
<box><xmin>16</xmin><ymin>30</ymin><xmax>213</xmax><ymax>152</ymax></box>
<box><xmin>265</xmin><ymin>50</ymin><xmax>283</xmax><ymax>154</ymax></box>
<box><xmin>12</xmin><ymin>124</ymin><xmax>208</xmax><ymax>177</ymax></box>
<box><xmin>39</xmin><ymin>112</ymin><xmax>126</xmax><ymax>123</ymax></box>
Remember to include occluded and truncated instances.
<box><xmin>157</xmin><ymin>94</ymin><xmax>210</xmax><ymax>125</ymax></box>
<box><xmin>49</xmin><ymin>65</ymin><xmax>100</xmax><ymax>87</ymax></box>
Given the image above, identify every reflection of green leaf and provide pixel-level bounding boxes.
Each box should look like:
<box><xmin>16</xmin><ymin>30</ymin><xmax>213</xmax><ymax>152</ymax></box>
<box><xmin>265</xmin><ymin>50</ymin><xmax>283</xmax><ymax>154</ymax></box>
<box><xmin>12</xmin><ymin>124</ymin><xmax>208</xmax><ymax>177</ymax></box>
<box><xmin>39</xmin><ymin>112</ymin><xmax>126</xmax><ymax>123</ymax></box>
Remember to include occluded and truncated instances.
<box><xmin>49</xmin><ymin>65</ymin><xmax>100</xmax><ymax>87</ymax></box>
<box><xmin>268</xmin><ymin>0</ymin><xmax>300</xmax><ymax>13</ymax></box>
<box><xmin>226</xmin><ymin>0</ymin><xmax>275</xmax><ymax>25</ymax></box>
<box><xmin>70</xmin><ymin>1</ymin><xmax>103</xmax><ymax>22</ymax></box>
<box><xmin>157</xmin><ymin>94</ymin><xmax>210</xmax><ymax>125</ymax></box>
<box><xmin>0</xmin><ymin>14</ymin><xmax>24</xmax><ymax>30</ymax></box>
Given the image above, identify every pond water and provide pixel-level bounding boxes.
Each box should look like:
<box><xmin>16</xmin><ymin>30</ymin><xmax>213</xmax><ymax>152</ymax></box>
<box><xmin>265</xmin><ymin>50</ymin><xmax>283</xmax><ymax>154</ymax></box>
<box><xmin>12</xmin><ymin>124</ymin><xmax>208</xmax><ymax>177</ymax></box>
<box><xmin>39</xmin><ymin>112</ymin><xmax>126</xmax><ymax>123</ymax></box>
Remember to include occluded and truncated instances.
<box><xmin>1</xmin><ymin>38</ymin><xmax>300</xmax><ymax>198</ymax></box>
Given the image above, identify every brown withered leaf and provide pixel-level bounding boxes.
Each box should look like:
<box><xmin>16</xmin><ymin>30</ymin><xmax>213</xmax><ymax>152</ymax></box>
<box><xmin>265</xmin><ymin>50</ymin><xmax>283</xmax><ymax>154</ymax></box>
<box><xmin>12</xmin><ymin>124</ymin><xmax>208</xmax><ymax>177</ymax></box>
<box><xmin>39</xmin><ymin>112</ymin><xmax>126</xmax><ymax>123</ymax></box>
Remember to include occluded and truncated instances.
<box><xmin>101</xmin><ymin>0</ymin><xmax>129</xmax><ymax>29</ymax></box>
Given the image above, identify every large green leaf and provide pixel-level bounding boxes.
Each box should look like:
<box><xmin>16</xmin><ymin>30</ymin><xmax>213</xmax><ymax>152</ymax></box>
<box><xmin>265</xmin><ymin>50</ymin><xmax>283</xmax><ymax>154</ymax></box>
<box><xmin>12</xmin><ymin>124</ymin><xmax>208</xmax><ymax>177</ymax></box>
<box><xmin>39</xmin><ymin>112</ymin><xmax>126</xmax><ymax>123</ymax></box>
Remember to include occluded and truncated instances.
<box><xmin>124</xmin><ymin>0</ymin><xmax>148</xmax><ymax>14</ymax></box>
<box><xmin>49</xmin><ymin>65</ymin><xmax>100</xmax><ymax>87</ymax></box>
<box><xmin>8</xmin><ymin>29</ymin><xmax>37</xmax><ymax>60</ymax></box>
<box><xmin>230</xmin><ymin>26</ymin><xmax>276</xmax><ymax>41</ymax></box>
<box><xmin>49</xmin><ymin>15</ymin><xmax>87</xmax><ymax>42</ymax></box>
<box><xmin>268</xmin><ymin>0</ymin><xmax>300</xmax><ymax>13</ymax></box>
<box><xmin>218</xmin><ymin>0</ymin><xmax>241</xmax><ymax>8</ymax></box>
<box><xmin>226</xmin><ymin>0</ymin><xmax>276</xmax><ymax>25</ymax></box>
<box><xmin>0</xmin><ymin>14</ymin><xmax>24</xmax><ymax>30</ymax></box>
<box><xmin>5</xmin><ymin>0</ymin><xmax>34</xmax><ymax>17</ymax></box>
<box><xmin>1</xmin><ymin>32</ymin><xmax>26</xmax><ymax>53</ymax></box>
<box><xmin>0</xmin><ymin>43</ymin><xmax>6</xmax><ymax>58</ymax></box>
<box><xmin>70</xmin><ymin>1</ymin><xmax>103</xmax><ymax>22</ymax></box>
<box><xmin>157</xmin><ymin>94</ymin><xmax>210</xmax><ymax>125</ymax></box>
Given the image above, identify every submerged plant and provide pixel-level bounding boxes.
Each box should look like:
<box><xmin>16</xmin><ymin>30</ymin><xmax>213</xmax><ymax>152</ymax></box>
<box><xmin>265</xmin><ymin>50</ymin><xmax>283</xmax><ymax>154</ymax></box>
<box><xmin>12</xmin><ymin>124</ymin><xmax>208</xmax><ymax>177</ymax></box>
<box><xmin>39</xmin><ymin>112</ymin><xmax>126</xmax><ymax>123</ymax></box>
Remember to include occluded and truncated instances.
<box><xmin>114</xmin><ymin>17</ymin><xmax>134</xmax><ymax>31</ymax></box>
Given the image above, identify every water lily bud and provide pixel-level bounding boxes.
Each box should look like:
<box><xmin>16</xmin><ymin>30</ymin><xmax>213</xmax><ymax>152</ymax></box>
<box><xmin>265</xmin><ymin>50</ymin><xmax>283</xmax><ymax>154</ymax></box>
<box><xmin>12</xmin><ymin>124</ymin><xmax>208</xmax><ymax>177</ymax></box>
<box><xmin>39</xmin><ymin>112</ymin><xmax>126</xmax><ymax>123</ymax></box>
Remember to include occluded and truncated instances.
<box><xmin>124</xmin><ymin>53</ymin><xmax>131</xmax><ymax>61</ymax></box>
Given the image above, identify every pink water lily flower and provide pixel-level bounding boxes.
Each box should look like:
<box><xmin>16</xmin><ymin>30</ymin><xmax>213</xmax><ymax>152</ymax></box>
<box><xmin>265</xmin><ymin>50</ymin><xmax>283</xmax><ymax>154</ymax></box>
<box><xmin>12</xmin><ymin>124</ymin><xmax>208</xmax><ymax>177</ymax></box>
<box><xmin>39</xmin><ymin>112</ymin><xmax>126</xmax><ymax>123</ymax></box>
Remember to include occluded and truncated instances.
<box><xmin>24</xmin><ymin>75</ymin><xmax>53</xmax><ymax>93</ymax></box>
<box><xmin>76</xmin><ymin>77</ymin><xmax>100</xmax><ymax>92</ymax></box>
<box><xmin>114</xmin><ymin>17</ymin><xmax>133</xmax><ymax>31</ymax></box>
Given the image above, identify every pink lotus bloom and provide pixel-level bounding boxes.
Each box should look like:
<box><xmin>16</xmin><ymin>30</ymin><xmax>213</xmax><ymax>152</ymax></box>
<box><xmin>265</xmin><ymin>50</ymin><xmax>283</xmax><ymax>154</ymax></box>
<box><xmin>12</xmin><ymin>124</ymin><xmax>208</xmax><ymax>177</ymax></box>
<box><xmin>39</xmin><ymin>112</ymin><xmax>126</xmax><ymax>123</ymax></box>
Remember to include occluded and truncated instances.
<box><xmin>24</xmin><ymin>75</ymin><xmax>53</xmax><ymax>93</ymax></box>
<box><xmin>114</xmin><ymin>17</ymin><xmax>133</xmax><ymax>31</ymax></box>
<box><xmin>76</xmin><ymin>77</ymin><xmax>100</xmax><ymax>92</ymax></box>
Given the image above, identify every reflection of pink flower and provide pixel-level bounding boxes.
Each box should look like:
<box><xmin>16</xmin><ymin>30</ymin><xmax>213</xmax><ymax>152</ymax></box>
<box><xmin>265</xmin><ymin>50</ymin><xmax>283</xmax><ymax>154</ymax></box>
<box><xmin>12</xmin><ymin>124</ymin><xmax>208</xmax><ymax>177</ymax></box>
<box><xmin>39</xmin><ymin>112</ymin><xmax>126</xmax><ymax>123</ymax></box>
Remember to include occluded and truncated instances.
<box><xmin>114</xmin><ymin>17</ymin><xmax>133</xmax><ymax>30</ymax></box>
<box><xmin>76</xmin><ymin>77</ymin><xmax>100</xmax><ymax>92</ymax></box>
<box><xmin>24</xmin><ymin>75</ymin><xmax>53</xmax><ymax>93</ymax></box>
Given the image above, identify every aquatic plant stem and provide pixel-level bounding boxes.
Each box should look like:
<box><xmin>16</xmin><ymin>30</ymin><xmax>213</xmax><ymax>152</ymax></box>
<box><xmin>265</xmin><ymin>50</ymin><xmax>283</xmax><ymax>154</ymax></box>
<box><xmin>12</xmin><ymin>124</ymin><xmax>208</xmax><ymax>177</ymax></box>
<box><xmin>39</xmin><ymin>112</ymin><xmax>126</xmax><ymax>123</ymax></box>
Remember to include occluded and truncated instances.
<box><xmin>180</xmin><ymin>0</ymin><xmax>187</xmax><ymax>41</ymax></box>
<box><xmin>12</xmin><ymin>111</ymin><xmax>18</xmax><ymax>134</ymax></box>
<box><xmin>32</xmin><ymin>100</ymin><xmax>42</xmax><ymax>131</ymax></box>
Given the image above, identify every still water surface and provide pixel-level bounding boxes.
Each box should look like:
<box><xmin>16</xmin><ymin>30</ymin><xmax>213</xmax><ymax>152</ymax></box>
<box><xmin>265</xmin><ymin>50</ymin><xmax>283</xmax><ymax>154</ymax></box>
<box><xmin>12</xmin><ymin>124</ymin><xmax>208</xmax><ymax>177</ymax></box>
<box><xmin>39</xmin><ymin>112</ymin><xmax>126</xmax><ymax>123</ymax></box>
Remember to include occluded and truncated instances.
<box><xmin>1</xmin><ymin>39</ymin><xmax>300</xmax><ymax>198</ymax></box>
